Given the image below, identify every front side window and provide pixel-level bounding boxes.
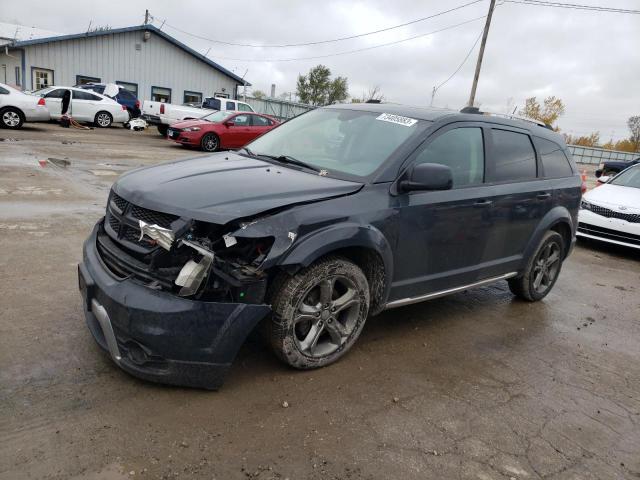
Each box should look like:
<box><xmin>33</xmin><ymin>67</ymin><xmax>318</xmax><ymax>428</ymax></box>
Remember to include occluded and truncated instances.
<box><xmin>44</xmin><ymin>88</ymin><xmax>67</xmax><ymax>99</ymax></box>
<box><xmin>610</xmin><ymin>166</ymin><xmax>640</xmax><ymax>189</ymax></box>
<box><xmin>232</xmin><ymin>114</ymin><xmax>250</xmax><ymax>126</ymax></box>
<box><xmin>534</xmin><ymin>137</ymin><xmax>572</xmax><ymax>178</ymax></box>
<box><xmin>32</xmin><ymin>68</ymin><xmax>53</xmax><ymax>90</ymax></box>
<box><xmin>151</xmin><ymin>86</ymin><xmax>171</xmax><ymax>103</ymax></box>
<box><xmin>413</xmin><ymin>127</ymin><xmax>484</xmax><ymax>187</ymax></box>
<box><xmin>247</xmin><ymin>108</ymin><xmax>425</xmax><ymax>179</ymax></box>
<box><xmin>489</xmin><ymin>129</ymin><xmax>537</xmax><ymax>183</ymax></box>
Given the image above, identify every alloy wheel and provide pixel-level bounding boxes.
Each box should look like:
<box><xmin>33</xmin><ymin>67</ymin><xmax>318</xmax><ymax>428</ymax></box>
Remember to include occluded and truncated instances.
<box><xmin>293</xmin><ymin>276</ymin><xmax>361</xmax><ymax>357</ymax></box>
<box><xmin>3</xmin><ymin>111</ymin><xmax>20</xmax><ymax>127</ymax></box>
<box><xmin>97</xmin><ymin>113</ymin><xmax>111</xmax><ymax>127</ymax></box>
<box><xmin>204</xmin><ymin>135</ymin><xmax>218</xmax><ymax>151</ymax></box>
<box><xmin>532</xmin><ymin>241</ymin><xmax>561</xmax><ymax>294</ymax></box>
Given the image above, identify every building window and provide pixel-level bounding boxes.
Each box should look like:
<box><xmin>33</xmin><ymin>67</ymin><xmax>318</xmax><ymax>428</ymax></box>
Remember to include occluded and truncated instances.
<box><xmin>214</xmin><ymin>91</ymin><xmax>229</xmax><ymax>99</ymax></box>
<box><xmin>184</xmin><ymin>91</ymin><xmax>202</xmax><ymax>104</ymax></box>
<box><xmin>15</xmin><ymin>67</ymin><xmax>21</xmax><ymax>87</ymax></box>
<box><xmin>76</xmin><ymin>75</ymin><xmax>100</xmax><ymax>86</ymax></box>
<box><xmin>151</xmin><ymin>86</ymin><xmax>171</xmax><ymax>103</ymax></box>
<box><xmin>116</xmin><ymin>81</ymin><xmax>138</xmax><ymax>96</ymax></box>
<box><xmin>32</xmin><ymin>67</ymin><xmax>54</xmax><ymax>90</ymax></box>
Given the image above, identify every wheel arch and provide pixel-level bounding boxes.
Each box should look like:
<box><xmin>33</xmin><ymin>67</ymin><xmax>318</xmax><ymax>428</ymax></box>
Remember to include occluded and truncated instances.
<box><xmin>523</xmin><ymin>206</ymin><xmax>574</xmax><ymax>266</ymax></box>
<box><xmin>276</xmin><ymin>224</ymin><xmax>394</xmax><ymax>316</ymax></box>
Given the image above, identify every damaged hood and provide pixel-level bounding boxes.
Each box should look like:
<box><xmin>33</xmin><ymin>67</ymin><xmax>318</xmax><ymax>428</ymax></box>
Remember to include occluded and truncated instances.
<box><xmin>113</xmin><ymin>152</ymin><xmax>363</xmax><ymax>224</ymax></box>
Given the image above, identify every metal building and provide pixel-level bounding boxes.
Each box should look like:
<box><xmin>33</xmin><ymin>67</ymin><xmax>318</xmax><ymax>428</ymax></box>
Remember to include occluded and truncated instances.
<box><xmin>0</xmin><ymin>23</ymin><xmax>249</xmax><ymax>102</ymax></box>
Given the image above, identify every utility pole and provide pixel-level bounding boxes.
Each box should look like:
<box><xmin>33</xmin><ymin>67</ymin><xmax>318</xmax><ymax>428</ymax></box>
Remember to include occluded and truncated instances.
<box><xmin>144</xmin><ymin>9</ymin><xmax>150</xmax><ymax>25</ymax></box>
<box><xmin>468</xmin><ymin>0</ymin><xmax>496</xmax><ymax>108</ymax></box>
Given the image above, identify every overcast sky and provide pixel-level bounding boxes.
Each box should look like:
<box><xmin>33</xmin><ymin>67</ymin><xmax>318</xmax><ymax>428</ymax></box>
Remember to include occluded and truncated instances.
<box><xmin>3</xmin><ymin>0</ymin><xmax>639</xmax><ymax>140</ymax></box>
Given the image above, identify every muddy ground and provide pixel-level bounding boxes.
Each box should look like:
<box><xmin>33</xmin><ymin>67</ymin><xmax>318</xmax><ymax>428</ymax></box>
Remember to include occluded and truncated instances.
<box><xmin>1</xmin><ymin>123</ymin><xmax>638</xmax><ymax>480</ymax></box>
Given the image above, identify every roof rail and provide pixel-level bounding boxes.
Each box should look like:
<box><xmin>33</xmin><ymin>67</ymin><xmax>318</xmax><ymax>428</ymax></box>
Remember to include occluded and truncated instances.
<box><xmin>459</xmin><ymin>107</ymin><xmax>552</xmax><ymax>129</ymax></box>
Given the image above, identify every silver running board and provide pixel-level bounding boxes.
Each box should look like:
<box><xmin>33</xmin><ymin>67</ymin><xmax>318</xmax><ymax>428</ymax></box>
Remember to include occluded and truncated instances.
<box><xmin>384</xmin><ymin>272</ymin><xmax>518</xmax><ymax>309</ymax></box>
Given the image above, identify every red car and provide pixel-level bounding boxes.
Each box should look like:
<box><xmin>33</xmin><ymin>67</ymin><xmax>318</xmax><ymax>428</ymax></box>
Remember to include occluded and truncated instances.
<box><xmin>167</xmin><ymin>111</ymin><xmax>279</xmax><ymax>152</ymax></box>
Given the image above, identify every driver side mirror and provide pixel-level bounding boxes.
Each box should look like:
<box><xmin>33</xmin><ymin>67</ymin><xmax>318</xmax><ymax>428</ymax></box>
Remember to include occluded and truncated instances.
<box><xmin>399</xmin><ymin>163</ymin><xmax>453</xmax><ymax>193</ymax></box>
<box><xmin>224</xmin><ymin>120</ymin><xmax>235</xmax><ymax>127</ymax></box>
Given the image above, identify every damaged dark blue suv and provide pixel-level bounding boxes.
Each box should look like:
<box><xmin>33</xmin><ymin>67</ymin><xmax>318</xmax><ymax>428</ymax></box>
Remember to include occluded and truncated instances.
<box><xmin>78</xmin><ymin>103</ymin><xmax>581</xmax><ymax>389</ymax></box>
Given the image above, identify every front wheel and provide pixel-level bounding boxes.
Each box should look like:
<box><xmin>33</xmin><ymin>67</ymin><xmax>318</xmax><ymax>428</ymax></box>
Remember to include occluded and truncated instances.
<box><xmin>508</xmin><ymin>230</ymin><xmax>564</xmax><ymax>301</ymax></box>
<box><xmin>94</xmin><ymin>111</ymin><xmax>113</xmax><ymax>128</ymax></box>
<box><xmin>1</xmin><ymin>107</ymin><xmax>24</xmax><ymax>129</ymax></box>
<box><xmin>200</xmin><ymin>133</ymin><xmax>220</xmax><ymax>152</ymax></box>
<box><xmin>268</xmin><ymin>256</ymin><xmax>370</xmax><ymax>369</ymax></box>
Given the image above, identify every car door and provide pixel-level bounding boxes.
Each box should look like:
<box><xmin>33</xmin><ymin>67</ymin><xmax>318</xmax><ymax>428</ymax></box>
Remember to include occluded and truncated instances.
<box><xmin>43</xmin><ymin>89</ymin><xmax>67</xmax><ymax>118</ymax></box>
<box><xmin>249</xmin><ymin>114</ymin><xmax>272</xmax><ymax>140</ymax></box>
<box><xmin>72</xmin><ymin>89</ymin><xmax>105</xmax><ymax>121</ymax></box>
<box><xmin>224</xmin><ymin>114</ymin><xmax>252</xmax><ymax>147</ymax></box>
<box><xmin>392</xmin><ymin>123</ymin><xmax>495</xmax><ymax>300</ymax></box>
<box><xmin>481</xmin><ymin>126</ymin><xmax>553</xmax><ymax>270</ymax></box>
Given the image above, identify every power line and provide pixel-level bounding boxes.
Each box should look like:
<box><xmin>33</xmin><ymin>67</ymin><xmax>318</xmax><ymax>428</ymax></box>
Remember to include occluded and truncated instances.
<box><xmin>431</xmin><ymin>29</ymin><xmax>483</xmax><ymax>105</ymax></box>
<box><xmin>206</xmin><ymin>16</ymin><xmax>488</xmax><ymax>63</ymax></box>
<box><xmin>502</xmin><ymin>0</ymin><xmax>640</xmax><ymax>14</ymax></box>
<box><xmin>151</xmin><ymin>0</ymin><xmax>486</xmax><ymax>48</ymax></box>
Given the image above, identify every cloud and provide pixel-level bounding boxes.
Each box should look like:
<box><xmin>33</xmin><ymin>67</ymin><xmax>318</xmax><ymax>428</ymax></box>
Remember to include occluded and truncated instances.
<box><xmin>4</xmin><ymin>0</ymin><xmax>639</xmax><ymax>139</ymax></box>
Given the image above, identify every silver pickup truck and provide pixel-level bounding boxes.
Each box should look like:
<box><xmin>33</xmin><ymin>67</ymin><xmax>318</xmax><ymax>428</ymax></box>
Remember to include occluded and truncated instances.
<box><xmin>142</xmin><ymin>96</ymin><xmax>255</xmax><ymax>135</ymax></box>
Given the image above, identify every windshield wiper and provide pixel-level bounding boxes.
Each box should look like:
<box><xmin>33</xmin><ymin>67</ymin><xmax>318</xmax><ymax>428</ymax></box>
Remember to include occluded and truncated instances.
<box><xmin>256</xmin><ymin>154</ymin><xmax>320</xmax><ymax>172</ymax></box>
<box><xmin>240</xmin><ymin>147</ymin><xmax>256</xmax><ymax>157</ymax></box>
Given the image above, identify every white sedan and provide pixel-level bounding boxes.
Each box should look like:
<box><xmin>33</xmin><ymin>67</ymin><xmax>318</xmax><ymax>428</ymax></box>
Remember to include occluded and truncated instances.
<box><xmin>0</xmin><ymin>82</ymin><xmax>50</xmax><ymax>129</ymax></box>
<box><xmin>34</xmin><ymin>86</ymin><xmax>129</xmax><ymax>127</ymax></box>
<box><xmin>578</xmin><ymin>164</ymin><xmax>640</xmax><ymax>249</ymax></box>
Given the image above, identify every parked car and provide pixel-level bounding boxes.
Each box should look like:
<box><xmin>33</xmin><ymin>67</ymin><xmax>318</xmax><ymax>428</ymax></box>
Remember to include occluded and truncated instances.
<box><xmin>0</xmin><ymin>82</ymin><xmax>50</xmax><ymax>129</ymax></box>
<box><xmin>34</xmin><ymin>86</ymin><xmax>129</xmax><ymax>127</ymax></box>
<box><xmin>167</xmin><ymin>111</ymin><xmax>279</xmax><ymax>151</ymax></box>
<box><xmin>78</xmin><ymin>104</ymin><xmax>581</xmax><ymax>389</ymax></box>
<box><xmin>595</xmin><ymin>157</ymin><xmax>640</xmax><ymax>178</ymax></box>
<box><xmin>142</xmin><ymin>96</ymin><xmax>255</xmax><ymax>136</ymax></box>
<box><xmin>77</xmin><ymin>83</ymin><xmax>141</xmax><ymax>119</ymax></box>
<box><xmin>578</xmin><ymin>163</ymin><xmax>640</xmax><ymax>249</ymax></box>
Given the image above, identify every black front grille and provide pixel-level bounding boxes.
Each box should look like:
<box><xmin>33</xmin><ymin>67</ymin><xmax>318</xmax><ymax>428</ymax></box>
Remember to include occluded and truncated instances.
<box><xmin>130</xmin><ymin>205</ymin><xmax>178</xmax><ymax>228</ymax></box>
<box><xmin>589</xmin><ymin>204</ymin><xmax>640</xmax><ymax>223</ymax></box>
<box><xmin>578</xmin><ymin>222</ymin><xmax>640</xmax><ymax>246</ymax></box>
<box><xmin>111</xmin><ymin>192</ymin><xmax>128</xmax><ymax>212</ymax></box>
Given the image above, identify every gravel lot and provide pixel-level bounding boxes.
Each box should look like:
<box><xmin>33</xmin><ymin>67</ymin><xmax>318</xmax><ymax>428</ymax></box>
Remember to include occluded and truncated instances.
<box><xmin>1</xmin><ymin>123</ymin><xmax>638</xmax><ymax>480</ymax></box>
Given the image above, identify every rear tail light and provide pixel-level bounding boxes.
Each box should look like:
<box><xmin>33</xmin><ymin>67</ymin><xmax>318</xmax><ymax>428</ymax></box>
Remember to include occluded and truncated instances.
<box><xmin>135</xmin><ymin>100</ymin><xmax>140</xmax><ymax>109</ymax></box>
<box><xmin>37</xmin><ymin>97</ymin><xmax>46</xmax><ymax>106</ymax></box>
<box><xmin>160</xmin><ymin>104</ymin><xmax>165</xmax><ymax>114</ymax></box>
<box><xmin>122</xmin><ymin>105</ymin><xmax>127</xmax><ymax>111</ymax></box>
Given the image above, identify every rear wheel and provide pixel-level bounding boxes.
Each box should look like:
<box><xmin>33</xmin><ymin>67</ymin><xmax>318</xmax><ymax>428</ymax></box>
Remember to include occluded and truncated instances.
<box><xmin>1</xmin><ymin>107</ymin><xmax>24</xmax><ymax>129</ymax></box>
<box><xmin>267</xmin><ymin>256</ymin><xmax>370</xmax><ymax>369</ymax></box>
<box><xmin>508</xmin><ymin>230</ymin><xmax>564</xmax><ymax>301</ymax></box>
<box><xmin>157</xmin><ymin>124</ymin><xmax>168</xmax><ymax>136</ymax></box>
<box><xmin>200</xmin><ymin>133</ymin><xmax>220</xmax><ymax>152</ymax></box>
<box><xmin>94</xmin><ymin>111</ymin><xmax>113</xmax><ymax>128</ymax></box>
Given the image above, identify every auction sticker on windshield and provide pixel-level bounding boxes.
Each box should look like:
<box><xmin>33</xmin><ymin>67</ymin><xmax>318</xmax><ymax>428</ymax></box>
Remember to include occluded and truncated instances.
<box><xmin>376</xmin><ymin>113</ymin><xmax>418</xmax><ymax>127</ymax></box>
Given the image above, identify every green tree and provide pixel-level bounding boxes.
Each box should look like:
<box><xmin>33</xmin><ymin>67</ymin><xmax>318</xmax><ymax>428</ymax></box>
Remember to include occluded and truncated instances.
<box><xmin>519</xmin><ymin>96</ymin><xmax>565</xmax><ymax>129</ymax></box>
<box><xmin>252</xmin><ymin>89</ymin><xmax>267</xmax><ymax>99</ymax></box>
<box><xmin>627</xmin><ymin>115</ymin><xmax>640</xmax><ymax>152</ymax></box>
<box><xmin>296</xmin><ymin>65</ymin><xmax>348</xmax><ymax>106</ymax></box>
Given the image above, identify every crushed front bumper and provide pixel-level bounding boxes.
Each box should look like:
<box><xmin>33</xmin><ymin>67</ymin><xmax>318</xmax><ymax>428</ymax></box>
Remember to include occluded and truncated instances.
<box><xmin>78</xmin><ymin>223</ymin><xmax>271</xmax><ymax>389</ymax></box>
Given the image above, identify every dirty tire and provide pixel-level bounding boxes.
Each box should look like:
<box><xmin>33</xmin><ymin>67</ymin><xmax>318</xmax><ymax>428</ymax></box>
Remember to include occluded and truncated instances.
<box><xmin>1</xmin><ymin>107</ymin><xmax>24</xmax><ymax>129</ymax></box>
<box><xmin>268</xmin><ymin>256</ymin><xmax>370</xmax><ymax>369</ymax></box>
<box><xmin>201</xmin><ymin>133</ymin><xmax>220</xmax><ymax>152</ymax></box>
<box><xmin>157</xmin><ymin>124</ymin><xmax>169</xmax><ymax>136</ymax></box>
<box><xmin>508</xmin><ymin>230</ymin><xmax>564</xmax><ymax>302</ymax></box>
<box><xmin>94</xmin><ymin>111</ymin><xmax>113</xmax><ymax>128</ymax></box>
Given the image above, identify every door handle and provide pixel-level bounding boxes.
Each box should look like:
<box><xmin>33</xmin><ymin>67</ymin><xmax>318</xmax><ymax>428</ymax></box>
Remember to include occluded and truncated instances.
<box><xmin>537</xmin><ymin>192</ymin><xmax>551</xmax><ymax>200</ymax></box>
<box><xmin>474</xmin><ymin>199</ymin><xmax>493</xmax><ymax>207</ymax></box>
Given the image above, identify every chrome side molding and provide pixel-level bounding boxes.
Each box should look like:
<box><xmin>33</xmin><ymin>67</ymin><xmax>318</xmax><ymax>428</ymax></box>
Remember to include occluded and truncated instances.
<box><xmin>385</xmin><ymin>272</ymin><xmax>518</xmax><ymax>309</ymax></box>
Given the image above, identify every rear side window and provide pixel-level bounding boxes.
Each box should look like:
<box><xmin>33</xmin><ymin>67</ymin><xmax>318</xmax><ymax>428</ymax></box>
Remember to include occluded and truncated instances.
<box><xmin>0</xmin><ymin>87</ymin><xmax>9</xmax><ymax>95</ymax></box>
<box><xmin>226</xmin><ymin>101</ymin><xmax>235</xmax><ymax>110</ymax></box>
<box><xmin>489</xmin><ymin>129</ymin><xmax>537</xmax><ymax>182</ymax></box>
<box><xmin>534</xmin><ymin>137</ymin><xmax>573</xmax><ymax>178</ymax></box>
<box><xmin>238</xmin><ymin>103</ymin><xmax>253</xmax><ymax>112</ymax></box>
<box><xmin>73</xmin><ymin>90</ymin><xmax>102</xmax><ymax>101</ymax></box>
<box><xmin>252</xmin><ymin>115</ymin><xmax>270</xmax><ymax>126</ymax></box>
<box><xmin>414</xmin><ymin>127</ymin><xmax>484</xmax><ymax>187</ymax></box>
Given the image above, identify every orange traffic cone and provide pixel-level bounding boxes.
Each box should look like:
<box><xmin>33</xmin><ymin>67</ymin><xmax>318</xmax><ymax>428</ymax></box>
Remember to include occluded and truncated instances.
<box><xmin>580</xmin><ymin>169</ymin><xmax>587</xmax><ymax>193</ymax></box>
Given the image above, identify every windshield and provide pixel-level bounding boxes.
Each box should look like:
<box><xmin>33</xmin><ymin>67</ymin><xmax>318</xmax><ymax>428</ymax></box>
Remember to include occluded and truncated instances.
<box><xmin>201</xmin><ymin>110</ymin><xmax>235</xmax><ymax>122</ymax></box>
<box><xmin>246</xmin><ymin>108</ymin><xmax>424</xmax><ymax>179</ymax></box>
<box><xmin>610</xmin><ymin>166</ymin><xmax>640</xmax><ymax>189</ymax></box>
